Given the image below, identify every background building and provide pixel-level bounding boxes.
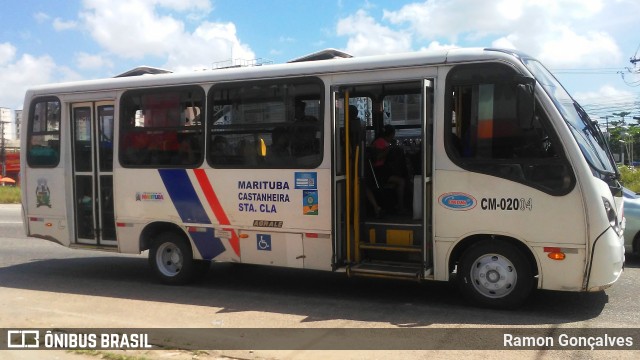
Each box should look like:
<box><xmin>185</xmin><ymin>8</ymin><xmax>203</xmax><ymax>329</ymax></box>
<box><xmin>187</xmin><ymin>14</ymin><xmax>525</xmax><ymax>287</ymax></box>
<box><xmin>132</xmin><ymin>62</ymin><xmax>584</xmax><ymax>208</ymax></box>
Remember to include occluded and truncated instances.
<box><xmin>1</xmin><ymin>107</ymin><xmax>19</xmax><ymax>181</ymax></box>
<box><xmin>14</xmin><ymin>109</ymin><xmax>22</xmax><ymax>141</ymax></box>
<box><xmin>0</xmin><ymin>107</ymin><xmax>16</xmax><ymax>141</ymax></box>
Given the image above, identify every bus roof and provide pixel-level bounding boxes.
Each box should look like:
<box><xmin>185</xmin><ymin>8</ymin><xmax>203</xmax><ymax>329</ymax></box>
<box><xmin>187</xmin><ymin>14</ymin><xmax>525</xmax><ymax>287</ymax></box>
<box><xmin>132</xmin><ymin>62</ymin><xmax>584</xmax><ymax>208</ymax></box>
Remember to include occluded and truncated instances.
<box><xmin>24</xmin><ymin>47</ymin><xmax>528</xmax><ymax>98</ymax></box>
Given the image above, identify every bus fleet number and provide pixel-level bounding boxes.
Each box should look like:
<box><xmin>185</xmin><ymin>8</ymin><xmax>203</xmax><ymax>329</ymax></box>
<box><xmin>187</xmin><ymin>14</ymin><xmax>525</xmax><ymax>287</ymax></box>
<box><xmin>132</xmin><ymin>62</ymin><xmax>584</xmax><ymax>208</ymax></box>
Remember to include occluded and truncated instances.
<box><xmin>480</xmin><ymin>198</ymin><xmax>533</xmax><ymax>211</ymax></box>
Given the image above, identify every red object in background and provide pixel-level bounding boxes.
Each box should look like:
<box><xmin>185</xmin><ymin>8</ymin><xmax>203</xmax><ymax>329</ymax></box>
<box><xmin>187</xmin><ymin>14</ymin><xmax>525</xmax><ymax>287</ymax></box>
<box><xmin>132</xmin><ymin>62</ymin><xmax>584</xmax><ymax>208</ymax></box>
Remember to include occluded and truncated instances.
<box><xmin>5</xmin><ymin>152</ymin><xmax>19</xmax><ymax>172</ymax></box>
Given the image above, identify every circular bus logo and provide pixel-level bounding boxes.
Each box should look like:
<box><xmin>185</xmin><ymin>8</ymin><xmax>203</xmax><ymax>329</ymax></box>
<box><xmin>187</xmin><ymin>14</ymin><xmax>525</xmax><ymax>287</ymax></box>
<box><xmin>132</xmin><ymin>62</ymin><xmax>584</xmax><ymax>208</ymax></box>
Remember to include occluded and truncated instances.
<box><xmin>438</xmin><ymin>192</ymin><xmax>477</xmax><ymax>211</ymax></box>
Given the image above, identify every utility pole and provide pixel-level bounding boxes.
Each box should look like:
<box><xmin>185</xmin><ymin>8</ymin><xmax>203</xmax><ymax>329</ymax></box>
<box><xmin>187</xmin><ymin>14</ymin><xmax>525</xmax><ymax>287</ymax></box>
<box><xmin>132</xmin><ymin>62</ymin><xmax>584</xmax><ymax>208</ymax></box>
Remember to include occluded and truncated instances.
<box><xmin>613</xmin><ymin>111</ymin><xmax>631</xmax><ymax>124</ymax></box>
<box><xmin>0</xmin><ymin>121</ymin><xmax>6</xmax><ymax>177</ymax></box>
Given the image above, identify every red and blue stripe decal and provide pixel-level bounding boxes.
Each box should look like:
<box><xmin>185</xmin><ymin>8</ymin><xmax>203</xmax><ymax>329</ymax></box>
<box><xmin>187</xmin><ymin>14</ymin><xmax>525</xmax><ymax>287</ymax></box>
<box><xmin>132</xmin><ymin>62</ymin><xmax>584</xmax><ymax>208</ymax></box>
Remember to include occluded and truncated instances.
<box><xmin>158</xmin><ymin>169</ymin><xmax>240</xmax><ymax>259</ymax></box>
<box><xmin>158</xmin><ymin>169</ymin><xmax>210</xmax><ymax>224</ymax></box>
<box><xmin>194</xmin><ymin>169</ymin><xmax>241</xmax><ymax>257</ymax></box>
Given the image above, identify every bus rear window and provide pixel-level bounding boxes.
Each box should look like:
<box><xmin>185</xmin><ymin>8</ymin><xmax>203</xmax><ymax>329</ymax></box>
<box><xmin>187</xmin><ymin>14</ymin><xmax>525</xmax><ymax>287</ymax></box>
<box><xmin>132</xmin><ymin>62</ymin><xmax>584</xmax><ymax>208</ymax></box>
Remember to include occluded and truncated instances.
<box><xmin>27</xmin><ymin>98</ymin><xmax>61</xmax><ymax>167</ymax></box>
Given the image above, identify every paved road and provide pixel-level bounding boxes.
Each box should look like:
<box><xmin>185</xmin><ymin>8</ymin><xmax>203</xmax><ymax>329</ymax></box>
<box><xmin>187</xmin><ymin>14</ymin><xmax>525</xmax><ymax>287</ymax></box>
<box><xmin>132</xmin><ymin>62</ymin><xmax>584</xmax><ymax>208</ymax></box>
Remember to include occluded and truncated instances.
<box><xmin>1</xmin><ymin>204</ymin><xmax>639</xmax><ymax>359</ymax></box>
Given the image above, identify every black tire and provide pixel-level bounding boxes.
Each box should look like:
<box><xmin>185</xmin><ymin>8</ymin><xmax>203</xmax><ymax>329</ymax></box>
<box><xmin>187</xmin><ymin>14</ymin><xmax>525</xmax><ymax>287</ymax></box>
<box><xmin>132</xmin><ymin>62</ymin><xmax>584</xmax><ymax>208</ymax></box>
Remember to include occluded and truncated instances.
<box><xmin>193</xmin><ymin>260</ymin><xmax>211</xmax><ymax>280</ymax></box>
<box><xmin>149</xmin><ymin>232</ymin><xmax>196</xmax><ymax>285</ymax></box>
<box><xmin>457</xmin><ymin>239</ymin><xmax>534</xmax><ymax>309</ymax></box>
<box><xmin>633</xmin><ymin>233</ymin><xmax>640</xmax><ymax>257</ymax></box>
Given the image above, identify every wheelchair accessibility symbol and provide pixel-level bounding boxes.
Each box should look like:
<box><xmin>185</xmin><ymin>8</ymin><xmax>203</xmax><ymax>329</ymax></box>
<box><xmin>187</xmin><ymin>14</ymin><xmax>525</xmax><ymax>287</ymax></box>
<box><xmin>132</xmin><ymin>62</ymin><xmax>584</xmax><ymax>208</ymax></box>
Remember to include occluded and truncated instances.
<box><xmin>257</xmin><ymin>234</ymin><xmax>271</xmax><ymax>251</ymax></box>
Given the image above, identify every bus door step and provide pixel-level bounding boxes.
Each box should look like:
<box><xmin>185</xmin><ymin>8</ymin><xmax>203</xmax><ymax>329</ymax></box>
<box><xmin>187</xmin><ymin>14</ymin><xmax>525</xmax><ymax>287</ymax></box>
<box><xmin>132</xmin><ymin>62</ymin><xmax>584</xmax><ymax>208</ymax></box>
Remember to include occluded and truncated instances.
<box><xmin>348</xmin><ymin>262</ymin><xmax>423</xmax><ymax>281</ymax></box>
<box><xmin>70</xmin><ymin>243</ymin><xmax>118</xmax><ymax>252</ymax></box>
<box><xmin>359</xmin><ymin>242</ymin><xmax>421</xmax><ymax>253</ymax></box>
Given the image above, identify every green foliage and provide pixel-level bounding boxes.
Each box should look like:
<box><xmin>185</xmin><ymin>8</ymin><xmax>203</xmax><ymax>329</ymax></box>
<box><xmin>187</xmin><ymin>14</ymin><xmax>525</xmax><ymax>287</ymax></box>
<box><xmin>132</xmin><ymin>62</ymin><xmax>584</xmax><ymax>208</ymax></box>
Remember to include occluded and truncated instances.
<box><xmin>0</xmin><ymin>186</ymin><xmax>20</xmax><ymax>204</ymax></box>
<box><xmin>606</xmin><ymin>117</ymin><xmax>640</xmax><ymax>165</ymax></box>
<box><xmin>619</xmin><ymin>166</ymin><xmax>640</xmax><ymax>193</ymax></box>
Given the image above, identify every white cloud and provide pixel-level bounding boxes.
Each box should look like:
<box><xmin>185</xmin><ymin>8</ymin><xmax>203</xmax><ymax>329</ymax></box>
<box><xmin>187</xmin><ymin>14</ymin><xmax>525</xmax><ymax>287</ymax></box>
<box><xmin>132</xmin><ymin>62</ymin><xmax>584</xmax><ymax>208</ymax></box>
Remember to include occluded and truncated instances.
<box><xmin>78</xmin><ymin>0</ymin><xmax>253</xmax><ymax>71</ymax></box>
<box><xmin>0</xmin><ymin>41</ymin><xmax>82</xmax><ymax>109</ymax></box>
<box><xmin>573</xmin><ymin>85</ymin><xmax>639</xmax><ymax>120</ymax></box>
<box><xmin>33</xmin><ymin>12</ymin><xmax>50</xmax><ymax>23</ymax></box>
<box><xmin>491</xmin><ymin>35</ymin><xmax>518</xmax><ymax>50</ymax></box>
<box><xmin>536</xmin><ymin>28</ymin><xmax>621</xmax><ymax>68</ymax></box>
<box><xmin>0</xmin><ymin>42</ymin><xmax>17</xmax><ymax>66</ymax></box>
<box><xmin>80</xmin><ymin>1</ymin><xmax>185</xmax><ymax>59</ymax></box>
<box><xmin>0</xmin><ymin>52</ymin><xmax>58</xmax><ymax>109</ymax></box>
<box><xmin>367</xmin><ymin>0</ymin><xmax>622</xmax><ymax>67</ymax></box>
<box><xmin>75</xmin><ymin>52</ymin><xmax>114</xmax><ymax>70</ymax></box>
<box><xmin>53</xmin><ymin>18</ymin><xmax>78</xmax><ymax>31</ymax></box>
<box><xmin>153</xmin><ymin>0</ymin><xmax>212</xmax><ymax>12</ymax></box>
<box><xmin>419</xmin><ymin>41</ymin><xmax>458</xmax><ymax>52</ymax></box>
<box><xmin>574</xmin><ymin>85</ymin><xmax>635</xmax><ymax>103</ymax></box>
<box><xmin>167</xmin><ymin>22</ymin><xmax>255</xmax><ymax>72</ymax></box>
<box><xmin>337</xmin><ymin>10</ymin><xmax>411</xmax><ymax>56</ymax></box>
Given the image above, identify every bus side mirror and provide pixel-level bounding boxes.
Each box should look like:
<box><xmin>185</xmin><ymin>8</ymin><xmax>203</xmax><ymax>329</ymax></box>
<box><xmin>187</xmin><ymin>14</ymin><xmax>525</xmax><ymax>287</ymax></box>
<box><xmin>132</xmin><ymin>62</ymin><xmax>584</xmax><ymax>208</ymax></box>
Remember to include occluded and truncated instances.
<box><xmin>514</xmin><ymin>75</ymin><xmax>535</xmax><ymax>127</ymax></box>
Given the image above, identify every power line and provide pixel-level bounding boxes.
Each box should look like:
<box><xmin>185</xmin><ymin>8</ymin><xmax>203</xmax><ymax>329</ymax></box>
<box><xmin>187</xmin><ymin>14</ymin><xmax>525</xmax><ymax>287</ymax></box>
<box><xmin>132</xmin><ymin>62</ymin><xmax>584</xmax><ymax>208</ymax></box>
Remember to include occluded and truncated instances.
<box><xmin>551</xmin><ymin>68</ymin><xmax>623</xmax><ymax>75</ymax></box>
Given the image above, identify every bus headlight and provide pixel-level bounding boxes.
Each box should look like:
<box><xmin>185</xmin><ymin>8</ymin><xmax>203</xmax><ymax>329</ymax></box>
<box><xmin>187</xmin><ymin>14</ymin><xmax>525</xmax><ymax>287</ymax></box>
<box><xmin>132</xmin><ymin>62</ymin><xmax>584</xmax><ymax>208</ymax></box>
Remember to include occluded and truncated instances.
<box><xmin>603</xmin><ymin>197</ymin><xmax>621</xmax><ymax>236</ymax></box>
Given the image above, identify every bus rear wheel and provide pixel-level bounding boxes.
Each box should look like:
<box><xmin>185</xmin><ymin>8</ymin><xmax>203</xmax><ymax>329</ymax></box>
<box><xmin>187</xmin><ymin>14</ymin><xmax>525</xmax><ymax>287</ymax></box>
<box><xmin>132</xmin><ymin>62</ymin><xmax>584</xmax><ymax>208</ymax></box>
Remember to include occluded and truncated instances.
<box><xmin>457</xmin><ymin>239</ymin><xmax>534</xmax><ymax>309</ymax></box>
<box><xmin>149</xmin><ymin>232</ymin><xmax>197</xmax><ymax>285</ymax></box>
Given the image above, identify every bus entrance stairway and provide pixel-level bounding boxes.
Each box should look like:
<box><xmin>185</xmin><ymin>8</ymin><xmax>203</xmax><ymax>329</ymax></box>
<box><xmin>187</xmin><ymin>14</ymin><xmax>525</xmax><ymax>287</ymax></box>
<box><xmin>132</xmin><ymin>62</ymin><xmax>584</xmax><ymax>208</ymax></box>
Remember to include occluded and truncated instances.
<box><xmin>348</xmin><ymin>220</ymin><xmax>432</xmax><ymax>280</ymax></box>
<box><xmin>348</xmin><ymin>261</ymin><xmax>424</xmax><ymax>281</ymax></box>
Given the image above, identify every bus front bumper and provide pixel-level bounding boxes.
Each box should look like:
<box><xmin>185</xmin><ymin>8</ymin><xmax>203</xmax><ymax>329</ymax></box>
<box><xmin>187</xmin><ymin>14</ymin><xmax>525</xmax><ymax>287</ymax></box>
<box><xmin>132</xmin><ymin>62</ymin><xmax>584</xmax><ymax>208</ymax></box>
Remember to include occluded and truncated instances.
<box><xmin>586</xmin><ymin>226</ymin><xmax>625</xmax><ymax>292</ymax></box>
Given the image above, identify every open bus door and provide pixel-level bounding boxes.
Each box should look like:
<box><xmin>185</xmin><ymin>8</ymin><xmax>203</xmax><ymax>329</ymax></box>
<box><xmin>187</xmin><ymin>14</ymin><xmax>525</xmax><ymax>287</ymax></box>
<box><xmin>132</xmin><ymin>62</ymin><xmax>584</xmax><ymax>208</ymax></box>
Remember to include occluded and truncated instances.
<box><xmin>332</xmin><ymin>80</ymin><xmax>434</xmax><ymax>280</ymax></box>
<box><xmin>70</xmin><ymin>102</ymin><xmax>117</xmax><ymax>247</ymax></box>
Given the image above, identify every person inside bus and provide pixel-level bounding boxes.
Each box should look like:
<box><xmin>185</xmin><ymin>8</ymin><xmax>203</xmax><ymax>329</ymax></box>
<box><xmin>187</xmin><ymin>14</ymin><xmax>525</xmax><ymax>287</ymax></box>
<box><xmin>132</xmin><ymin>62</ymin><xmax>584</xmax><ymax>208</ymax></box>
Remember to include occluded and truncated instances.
<box><xmin>370</xmin><ymin>124</ymin><xmax>408</xmax><ymax>214</ymax></box>
<box><xmin>211</xmin><ymin>135</ymin><xmax>230</xmax><ymax>164</ymax></box>
<box><xmin>121</xmin><ymin>130</ymin><xmax>150</xmax><ymax>165</ymax></box>
<box><xmin>346</xmin><ymin>105</ymin><xmax>382</xmax><ymax>217</ymax></box>
<box><xmin>175</xmin><ymin>136</ymin><xmax>199</xmax><ymax>165</ymax></box>
<box><xmin>348</xmin><ymin>105</ymin><xmax>363</xmax><ymax>149</ymax></box>
<box><xmin>266</xmin><ymin>126</ymin><xmax>291</xmax><ymax>166</ymax></box>
<box><xmin>290</xmin><ymin>100</ymin><xmax>319</xmax><ymax>159</ymax></box>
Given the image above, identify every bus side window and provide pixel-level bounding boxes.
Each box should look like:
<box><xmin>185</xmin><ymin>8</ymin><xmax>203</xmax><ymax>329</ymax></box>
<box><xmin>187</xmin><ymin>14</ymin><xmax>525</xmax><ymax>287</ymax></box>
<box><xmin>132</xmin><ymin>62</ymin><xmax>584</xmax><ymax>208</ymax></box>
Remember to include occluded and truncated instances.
<box><xmin>173</xmin><ymin>133</ymin><xmax>200</xmax><ymax>165</ymax></box>
<box><xmin>266</xmin><ymin>126</ymin><xmax>291</xmax><ymax>166</ymax></box>
<box><xmin>119</xmin><ymin>87</ymin><xmax>204</xmax><ymax>168</ymax></box>
<box><xmin>27</xmin><ymin>99</ymin><xmax>61</xmax><ymax>167</ymax></box>
<box><xmin>28</xmin><ymin>141</ymin><xmax>59</xmax><ymax>166</ymax></box>
<box><xmin>445</xmin><ymin>63</ymin><xmax>574</xmax><ymax>194</ymax></box>
<box><xmin>208</xmin><ymin>78</ymin><xmax>323</xmax><ymax>169</ymax></box>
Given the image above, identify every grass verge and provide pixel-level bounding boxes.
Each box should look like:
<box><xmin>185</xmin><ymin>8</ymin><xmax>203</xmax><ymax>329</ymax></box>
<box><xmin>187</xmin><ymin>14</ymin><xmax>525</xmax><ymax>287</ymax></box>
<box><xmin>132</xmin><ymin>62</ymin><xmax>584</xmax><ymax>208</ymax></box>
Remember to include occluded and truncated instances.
<box><xmin>0</xmin><ymin>186</ymin><xmax>20</xmax><ymax>204</ymax></box>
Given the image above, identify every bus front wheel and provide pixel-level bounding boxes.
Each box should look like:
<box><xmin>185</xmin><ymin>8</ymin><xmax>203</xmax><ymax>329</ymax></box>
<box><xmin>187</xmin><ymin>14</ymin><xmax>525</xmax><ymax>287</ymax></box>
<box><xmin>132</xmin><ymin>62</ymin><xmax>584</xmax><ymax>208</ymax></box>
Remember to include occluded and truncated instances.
<box><xmin>149</xmin><ymin>232</ymin><xmax>197</xmax><ymax>285</ymax></box>
<box><xmin>457</xmin><ymin>239</ymin><xmax>534</xmax><ymax>309</ymax></box>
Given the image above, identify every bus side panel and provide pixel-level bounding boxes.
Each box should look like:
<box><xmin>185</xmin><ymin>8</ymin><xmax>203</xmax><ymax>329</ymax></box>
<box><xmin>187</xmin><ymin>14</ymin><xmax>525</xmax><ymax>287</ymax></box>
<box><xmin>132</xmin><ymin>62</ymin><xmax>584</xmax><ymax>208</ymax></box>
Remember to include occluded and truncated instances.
<box><xmin>239</xmin><ymin>230</ymin><xmax>304</xmax><ymax>268</ymax></box>
<box><xmin>432</xmin><ymin>169</ymin><xmax>588</xmax><ymax>289</ymax></box>
<box><xmin>202</xmin><ymin>168</ymin><xmax>332</xmax><ymax>232</ymax></box>
<box><xmin>532</xmin><ymin>246</ymin><xmax>585</xmax><ymax>291</ymax></box>
<box><xmin>114</xmin><ymin>168</ymin><xmax>238</xmax><ymax>260</ymax></box>
<box><xmin>114</xmin><ymin>167</ymin><xmax>333</xmax><ymax>268</ymax></box>
<box><xmin>21</xmin><ymin>94</ymin><xmax>72</xmax><ymax>247</ymax></box>
<box><xmin>23</xmin><ymin>168</ymin><xmax>71</xmax><ymax>247</ymax></box>
<box><xmin>302</xmin><ymin>233</ymin><xmax>333</xmax><ymax>271</ymax></box>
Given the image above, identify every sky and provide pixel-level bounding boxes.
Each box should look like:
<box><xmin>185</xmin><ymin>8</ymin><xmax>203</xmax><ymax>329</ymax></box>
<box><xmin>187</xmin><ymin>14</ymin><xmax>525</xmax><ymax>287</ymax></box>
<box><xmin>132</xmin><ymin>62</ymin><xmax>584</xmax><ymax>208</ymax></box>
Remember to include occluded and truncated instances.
<box><xmin>1</xmin><ymin>0</ymin><xmax>640</xmax><ymax>126</ymax></box>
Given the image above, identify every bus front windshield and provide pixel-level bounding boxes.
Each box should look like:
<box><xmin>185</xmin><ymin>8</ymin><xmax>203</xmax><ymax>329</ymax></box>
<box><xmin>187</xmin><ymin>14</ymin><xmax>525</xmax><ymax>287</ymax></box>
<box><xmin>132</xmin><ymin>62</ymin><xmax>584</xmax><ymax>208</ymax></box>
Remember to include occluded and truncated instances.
<box><xmin>522</xmin><ymin>59</ymin><xmax>618</xmax><ymax>179</ymax></box>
